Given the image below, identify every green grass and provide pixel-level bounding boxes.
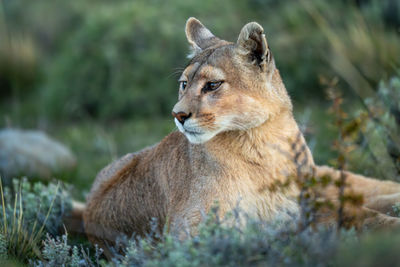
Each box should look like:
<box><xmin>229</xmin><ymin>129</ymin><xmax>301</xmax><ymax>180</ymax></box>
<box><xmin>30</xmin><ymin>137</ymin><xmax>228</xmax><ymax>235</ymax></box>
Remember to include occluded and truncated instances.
<box><xmin>0</xmin><ymin>180</ymin><xmax>59</xmax><ymax>263</ymax></box>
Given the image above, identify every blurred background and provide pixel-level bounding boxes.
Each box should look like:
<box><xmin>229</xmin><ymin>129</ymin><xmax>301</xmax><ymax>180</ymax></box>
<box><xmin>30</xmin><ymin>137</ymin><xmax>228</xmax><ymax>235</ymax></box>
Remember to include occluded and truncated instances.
<box><xmin>0</xmin><ymin>0</ymin><xmax>400</xmax><ymax>201</ymax></box>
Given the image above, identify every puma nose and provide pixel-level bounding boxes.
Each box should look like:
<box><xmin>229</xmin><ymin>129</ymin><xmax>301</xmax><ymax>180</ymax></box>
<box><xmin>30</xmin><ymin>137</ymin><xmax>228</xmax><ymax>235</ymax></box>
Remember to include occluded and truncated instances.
<box><xmin>172</xmin><ymin>111</ymin><xmax>192</xmax><ymax>125</ymax></box>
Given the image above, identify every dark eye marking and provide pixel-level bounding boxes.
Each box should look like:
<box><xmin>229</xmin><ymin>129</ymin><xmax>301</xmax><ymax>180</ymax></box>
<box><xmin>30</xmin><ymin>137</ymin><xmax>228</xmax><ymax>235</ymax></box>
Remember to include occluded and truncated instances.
<box><xmin>179</xmin><ymin>81</ymin><xmax>187</xmax><ymax>91</ymax></box>
<box><xmin>202</xmin><ymin>81</ymin><xmax>224</xmax><ymax>93</ymax></box>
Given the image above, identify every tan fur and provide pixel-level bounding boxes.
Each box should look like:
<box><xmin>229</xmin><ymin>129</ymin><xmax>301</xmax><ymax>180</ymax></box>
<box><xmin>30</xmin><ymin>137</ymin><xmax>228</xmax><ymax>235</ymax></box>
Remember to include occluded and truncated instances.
<box><xmin>83</xmin><ymin>18</ymin><xmax>400</xmax><ymax>257</ymax></box>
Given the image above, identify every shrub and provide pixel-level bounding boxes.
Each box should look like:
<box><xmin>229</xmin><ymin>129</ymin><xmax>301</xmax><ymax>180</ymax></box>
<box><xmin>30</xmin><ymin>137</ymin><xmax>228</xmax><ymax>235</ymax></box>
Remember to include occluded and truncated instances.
<box><xmin>0</xmin><ymin>0</ymin><xmax>83</xmax><ymax>116</ymax></box>
<box><xmin>328</xmin><ymin>72</ymin><xmax>400</xmax><ymax>180</ymax></box>
<box><xmin>334</xmin><ymin>229</ymin><xmax>400</xmax><ymax>267</ymax></box>
<box><xmin>109</xmin><ymin>208</ymin><xmax>356</xmax><ymax>267</ymax></box>
<box><xmin>0</xmin><ymin>178</ymin><xmax>72</xmax><ymax>262</ymax></box>
<box><xmin>33</xmin><ymin>234</ymin><xmax>103</xmax><ymax>267</ymax></box>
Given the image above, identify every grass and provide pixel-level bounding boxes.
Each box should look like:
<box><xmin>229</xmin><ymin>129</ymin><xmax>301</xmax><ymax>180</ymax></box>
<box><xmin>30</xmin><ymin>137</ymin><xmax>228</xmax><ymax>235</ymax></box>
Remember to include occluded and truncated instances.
<box><xmin>0</xmin><ymin>179</ymin><xmax>59</xmax><ymax>263</ymax></box>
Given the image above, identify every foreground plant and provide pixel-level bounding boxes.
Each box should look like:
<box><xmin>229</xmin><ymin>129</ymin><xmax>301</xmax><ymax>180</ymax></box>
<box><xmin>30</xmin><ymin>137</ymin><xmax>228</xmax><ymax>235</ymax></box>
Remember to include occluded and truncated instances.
<box><xmin>33</xmin><ymin>234</ymin><xmax>103</xmax><ymax>267</ymax></box>
<box><xmin>109</xmin><ymin>207</ymin><xmax>357</xmax><ymax>267</ymax></box>
<box><xmin>0</xmin><ymin>178</ymin><xmax>72</xmax><ymax>263</ymax></box>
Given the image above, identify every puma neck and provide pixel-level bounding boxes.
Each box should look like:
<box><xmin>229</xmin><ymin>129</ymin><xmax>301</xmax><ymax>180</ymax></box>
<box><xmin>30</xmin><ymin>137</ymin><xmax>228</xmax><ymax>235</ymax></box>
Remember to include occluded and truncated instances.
<box><xmin>205</xmin><ymin>110</ymin><xmax>303</xmax><ymax>165</ymax></box>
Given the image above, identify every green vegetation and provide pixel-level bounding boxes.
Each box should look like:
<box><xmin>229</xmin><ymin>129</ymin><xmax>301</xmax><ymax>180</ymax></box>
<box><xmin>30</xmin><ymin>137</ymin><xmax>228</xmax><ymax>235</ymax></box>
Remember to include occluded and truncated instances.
<box><xmin>0</xmin><ymin>179</ymin><xmax>71</xmax><ymax>263</ymax></box>
<box><xmin>0</xmin><ymin>0</ymin><xmax>400</xmax><ymax>265</ymax></box>
<box><xmin>33</xmin><ymin>234</ymin><xmax>103</xmax><ymax>267</ymax></box>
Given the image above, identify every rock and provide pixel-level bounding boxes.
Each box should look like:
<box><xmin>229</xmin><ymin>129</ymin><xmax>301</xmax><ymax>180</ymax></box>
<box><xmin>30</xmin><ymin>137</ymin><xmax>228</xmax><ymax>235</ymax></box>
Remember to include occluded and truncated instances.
<box><xmin>0</xmin><ymin>128</ymin><xmax>76</xmax><ymax>180</ymax></box>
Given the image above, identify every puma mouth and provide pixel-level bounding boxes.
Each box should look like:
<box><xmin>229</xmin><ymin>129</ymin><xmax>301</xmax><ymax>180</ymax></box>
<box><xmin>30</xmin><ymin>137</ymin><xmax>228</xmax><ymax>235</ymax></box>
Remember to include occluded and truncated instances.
<box><xmin>184</xmin><ymin>129</ymin><xmax>203</xmax><ymax>135</ymax></box>
<box><xmin>174</xmin><ymin>118</ymin><xmax>215</xmax><ymax>143</ymax></box>
<box><xmin>174</xmin><ymin>118</ymin><xmax>203</xmax><ymax>135</ymax></box>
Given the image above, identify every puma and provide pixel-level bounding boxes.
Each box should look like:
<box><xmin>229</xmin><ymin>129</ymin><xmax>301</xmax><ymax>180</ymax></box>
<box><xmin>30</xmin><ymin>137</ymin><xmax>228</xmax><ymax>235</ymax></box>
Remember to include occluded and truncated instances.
<box><xmin>83</xmin><ymin>18</ymin><xmax>400</xmax><ymax>257</ymax></box>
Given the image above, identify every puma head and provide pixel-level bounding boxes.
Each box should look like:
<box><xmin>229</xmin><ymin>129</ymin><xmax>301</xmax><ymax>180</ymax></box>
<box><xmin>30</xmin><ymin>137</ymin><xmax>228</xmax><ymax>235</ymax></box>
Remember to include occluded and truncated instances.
<box><xmin>172</xmin><ymin>17</ymin><xmax>292</xmax><ymax>144</ymax></box>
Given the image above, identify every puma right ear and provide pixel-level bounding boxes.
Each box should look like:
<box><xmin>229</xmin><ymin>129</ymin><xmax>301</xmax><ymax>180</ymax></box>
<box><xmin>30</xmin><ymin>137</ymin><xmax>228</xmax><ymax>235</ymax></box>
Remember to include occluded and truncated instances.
<box><xmin>185</xmin><ymin>17</ymin><xmax>223</xmax><ymax>57</ymax></box>
<box><xmin>237</xmin><ymin>22</ymin><xmax>272</xmax><ymax>71</ymax></box>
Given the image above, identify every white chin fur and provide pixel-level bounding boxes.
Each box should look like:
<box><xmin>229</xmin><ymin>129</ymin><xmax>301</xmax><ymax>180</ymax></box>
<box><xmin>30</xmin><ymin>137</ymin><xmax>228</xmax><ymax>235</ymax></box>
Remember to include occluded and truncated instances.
<box><xmin>184</xmin><ymin>131</ymin><xmax>216</xmax><ymax>144</ymax></box>
<box><xmin>174</xmin><ymin>118</ymin><xmax>216</xmax><ymax>144</ymax></box>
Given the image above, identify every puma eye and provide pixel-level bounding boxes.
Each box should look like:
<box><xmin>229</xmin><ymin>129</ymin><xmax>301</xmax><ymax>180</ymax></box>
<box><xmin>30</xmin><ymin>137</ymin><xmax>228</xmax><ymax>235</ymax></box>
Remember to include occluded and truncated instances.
<box><xmin>203</xmin><ymin>81</ymin><xmax>223</xmax><ymax>93</ymax></box>
<box><xmin>179</xmin><ymin>81</ymin><xmax>187</xmax><ymax>91</ymax></box>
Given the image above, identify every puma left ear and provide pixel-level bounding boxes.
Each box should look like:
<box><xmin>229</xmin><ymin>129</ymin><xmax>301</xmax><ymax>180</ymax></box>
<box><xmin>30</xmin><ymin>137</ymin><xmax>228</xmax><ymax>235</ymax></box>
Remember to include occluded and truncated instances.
<box><xmin>237</xmin><ymin>22</ymin><xmax>272</xmax><ymax>71</ymax></box>
<box><xmin>185</xmin><ymin>17</ymin><xmax>223</xmax><ymax>57</ymax></box>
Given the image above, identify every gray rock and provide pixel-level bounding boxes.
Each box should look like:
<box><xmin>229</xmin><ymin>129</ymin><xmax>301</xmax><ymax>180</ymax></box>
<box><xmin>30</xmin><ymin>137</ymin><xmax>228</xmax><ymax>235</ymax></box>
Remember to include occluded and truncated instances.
<box><xmin>0</xmin><ymin>128</ymin><xmax>76</xmax><ymax>179</ymax></box>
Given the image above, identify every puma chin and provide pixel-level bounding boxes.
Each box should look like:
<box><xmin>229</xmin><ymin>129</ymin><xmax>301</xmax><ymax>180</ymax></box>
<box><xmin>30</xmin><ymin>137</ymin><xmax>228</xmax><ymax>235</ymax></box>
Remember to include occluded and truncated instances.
<box><xmin>174</xmin><ymin>118</ymin><xmax>216</xmax><ymax>144</ymax></box>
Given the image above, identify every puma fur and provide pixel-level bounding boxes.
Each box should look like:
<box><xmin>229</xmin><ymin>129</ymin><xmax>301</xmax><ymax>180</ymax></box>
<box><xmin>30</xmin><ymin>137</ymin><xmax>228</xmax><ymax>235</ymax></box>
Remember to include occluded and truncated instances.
<box><xmin>83</xmin><ymin>18</ymin><xmax>400</xmax><ymax>257</ymax></box>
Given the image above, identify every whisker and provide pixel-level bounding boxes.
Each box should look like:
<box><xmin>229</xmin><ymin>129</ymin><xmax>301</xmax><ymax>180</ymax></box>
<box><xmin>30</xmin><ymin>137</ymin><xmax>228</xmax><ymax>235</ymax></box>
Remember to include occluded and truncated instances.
<box><xmin>167</xmin><ymin>67</ymin><xmax>185</xmax><ymax>79</ymax></box>
<box><xmin>167</xmin><ymin>70</ymin><xmax>184</xmax><ymax>79</ymax></box>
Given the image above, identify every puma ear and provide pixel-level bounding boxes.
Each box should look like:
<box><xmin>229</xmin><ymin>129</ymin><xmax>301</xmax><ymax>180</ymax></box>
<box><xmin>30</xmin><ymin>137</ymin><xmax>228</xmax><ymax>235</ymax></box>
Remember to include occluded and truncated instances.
<box><xmin>185</xmin><ymin>17</ymin><xmax>222</xmax><ymax>57</ymax></box>
<box><xmin>237</xmin><ymin>22</ymin><xmax>272</xmax><ymax>71</ymax></box>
